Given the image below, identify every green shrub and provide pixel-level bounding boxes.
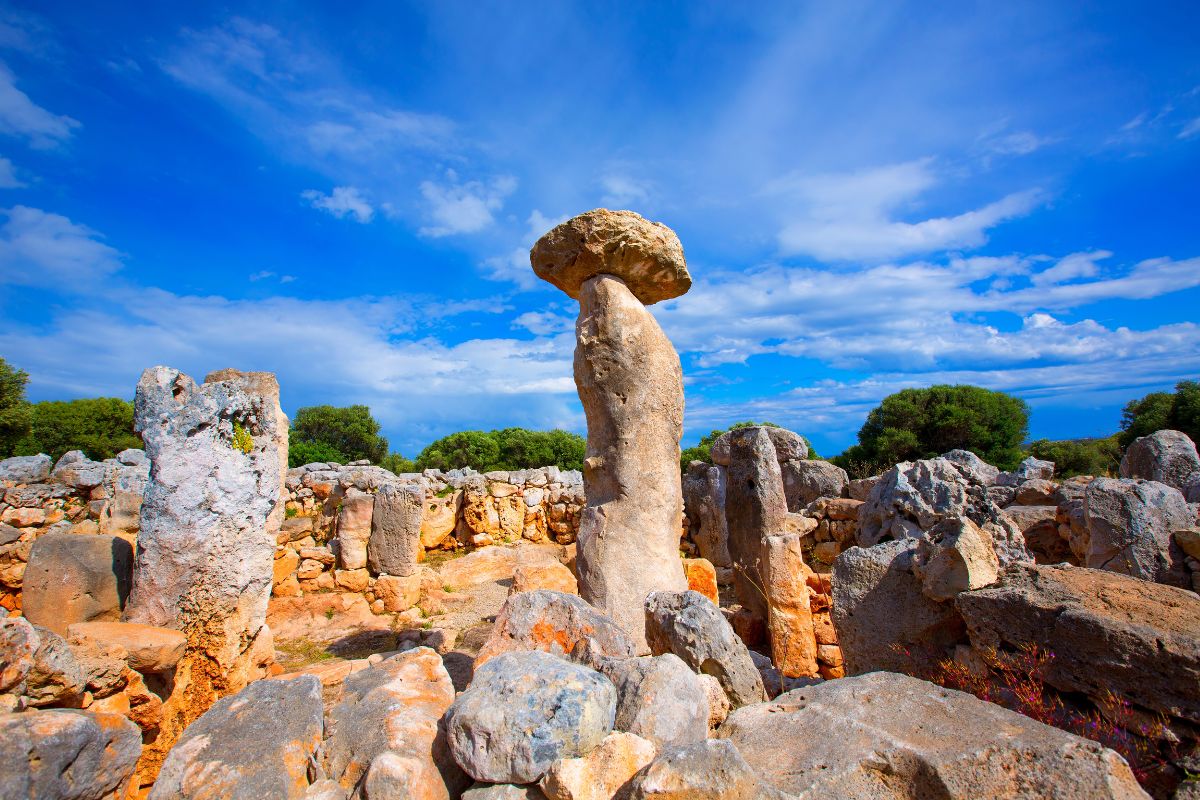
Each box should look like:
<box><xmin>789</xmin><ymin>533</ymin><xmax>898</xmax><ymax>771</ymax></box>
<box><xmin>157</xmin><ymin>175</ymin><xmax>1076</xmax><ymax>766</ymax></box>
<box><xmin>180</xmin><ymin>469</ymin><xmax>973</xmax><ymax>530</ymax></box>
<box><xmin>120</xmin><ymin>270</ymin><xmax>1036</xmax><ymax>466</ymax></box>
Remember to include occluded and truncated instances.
<box><xmin>415</xmin><ymin>427</ymin><xmax>585</xmax><ymax>472</ymax></box>
<box><xmin>0</xmin><ymin>357</ymin><xmax>32</xmax><ymax>458</ymax></box>
<box><xmin>289</xmin><ymin>405</ymin><xmax>387</xmax><ymax>467</ymax></box>
<box><xmin>16</xmin><ymin>396</ymin><xmax>141</xmax><ymax>462</ymax></box>
<box><xmin>1026</xmin><ymin>436</ymin><xmax>1121</xmax><ymax>478</ymax></box>
<box><xmin>1119</xmin><ymin>380</ymin><xmax>1200</xmax><ymax>449</ymax></box>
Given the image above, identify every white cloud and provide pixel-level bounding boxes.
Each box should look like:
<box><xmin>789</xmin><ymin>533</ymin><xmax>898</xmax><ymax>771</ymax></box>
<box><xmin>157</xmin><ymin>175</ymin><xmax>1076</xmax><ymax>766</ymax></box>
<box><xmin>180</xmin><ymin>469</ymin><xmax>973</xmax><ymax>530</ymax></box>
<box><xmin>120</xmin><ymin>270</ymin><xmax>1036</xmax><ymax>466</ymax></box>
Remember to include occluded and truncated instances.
<box><xmin>419</xmin><ymin>171</ymin><xmax>516</xmax><ymax>237</ymax></box>
<box><xmin>599</xmin><ymin>174</ymin><xmax>651</xmax><ymax>207</ymax></box>
<box><xmin>1180</xmin><ymin>117</ymin><xmax>1200</xmax><ymax>140</ymax></box>
<box><xmin>301</xmin><ymin>186</ymin><xmax>374</xmax><ymax>223</ymax></box>
<box><xmin>0</xmin><ymin>206</ymin><xmax>121</xmax><ymax>288</ymax></box>
<box><xmin>249</xmin><ymin>270</ymin><xmax>296</xmax><ymax>283</ymax></box>
<box><xmin>512</xmin><ymin>310</ymin><xmax>573</xmax><ymax>336</ymax></box>
<box><xmin>1029</xmin><ymin>250</ymin><xmax>1109</xmax><ymax>286</ymax></box>
<box><xmin>0</xmin><ymin>155</ymin><xmax>22</xmax><ymax>187</ymax></box>
<box><xmin>984</xmin><ymin>130</ymin><xmax>1051</xmax><ymax>155</ymax></box>
<box><xmin>481</xmin><ymin>209</ymin><xmax>568</xmax><ymax>291</ymax></box>
<box><xmin>0</xmin><ymin>62</ymin><xmax>79</xmax><ymax>148</ymax></box>
<box><xmin>769</xmin><ymin>159</ymin><xmax>1043</xmax><ymax>261</ymax></box>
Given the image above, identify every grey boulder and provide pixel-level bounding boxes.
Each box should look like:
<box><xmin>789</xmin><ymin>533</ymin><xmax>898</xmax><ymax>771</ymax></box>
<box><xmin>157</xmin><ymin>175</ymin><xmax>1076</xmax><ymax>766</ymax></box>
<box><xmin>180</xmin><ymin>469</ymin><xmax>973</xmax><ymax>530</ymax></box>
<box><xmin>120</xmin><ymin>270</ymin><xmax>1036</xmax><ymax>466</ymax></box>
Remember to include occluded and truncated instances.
<box><xmin>368</xmin><ymin>481</ymin><xmax>424</xmax><ymax>577</ymax></box>
<box><xmin>780</xmin><ymin>459</ymin><xmax>849</xmax><ymax>510</ymax></box>
<box><xmin>600</xmin><ymin>653</ymin><xmax>708</xmax><ymax>748</ymax></box>
<box><xmin>0</xmin><ymin>708</ymin><xmax>141</xmax><ymax>800</ymax></box>
<box><xmin>1120</xmin><ymin>429</ymin><xmax>1200</xmax><ymax>493</ymax></box>
<box><xmin>1083</xmin><ymin>477</ymin><xmax>1193</xmax><ymax>587</ymax></box>
<box><xmin>0</xmin><ymin>454</ymin><xmax>52</xmax><ymax>484</ymax></box>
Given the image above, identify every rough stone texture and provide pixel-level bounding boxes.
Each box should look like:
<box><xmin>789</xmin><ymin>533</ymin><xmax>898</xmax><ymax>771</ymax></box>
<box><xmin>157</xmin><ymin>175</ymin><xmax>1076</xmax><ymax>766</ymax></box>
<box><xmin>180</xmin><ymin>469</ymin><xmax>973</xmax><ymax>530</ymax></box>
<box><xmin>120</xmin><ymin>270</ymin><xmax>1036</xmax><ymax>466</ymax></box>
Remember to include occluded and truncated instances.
<box><xmin>21</xmin><ymin>533</ymin><xmax>133</xmax><ymax>635</ymax></box>
<box><xmin>780</xmin><ymin>459</ymin><xmax>849</xmax><ymax>510</ymax></box>
<box><xmin>510</xmin><ymin>561</ymin><xmax>578</xmax><ymax>596</ymax></box>
<box><xmin>723</xmin><ymin>427</ymin><xmax>789</xmax><ymax>621</ymax></box>
<box><xmin>644</xmin><ymin>590</ymin><xmax>765</xmax><ymax>708</ymax></box>
<box><xmin>1184</xmin><ymin>472</ymin><xmax>1200</xmax><ymax>503</ymax></box>
<box><xmin>369</xmin><ymin>481</ymin><xmax>424</xmax><ymax>577</ymax></box>
<box><xmin>324</xmin><ymin>648</ymin><xmax>466</xmax><ymax>800</ymax></box>
<box><xmin>463</xmin><ymin>785</ymin><xmax>547</xmax><ymax>800</ymax></box>
<box><xmin>23</xmin><ymin>625</ymin><xmax>86</xmax><ymax>707</ymax></box>
<box><xmin>374</xmin><ymin>573</ymin><xmax>422</xmax><ymax>612</ymax></box>
<box><xmin>0</xmin><ymin>616</ymin><xmax>38</xmax><ymax>693</ymax></box>
<box><xmin>539</xmin><ymin>731</ymin><xmax>656</xmax><ymax>800</ymax></box>
<box><xmin>710</xmin><ymin>426</ymin><xmax>808</xmax><ymax>467</ymax></box>
<box><xmin>697</xmin><ymin>673</ymin><xmax>730</xmax><ymax>729</ymax></box>
<box><xmin>847</xmin><ymin>476</ymin><xmax>881</xmax><ymax>502</ymax></box>
<box><xmin>66</xmin><ymin>621</ymin><xmax>186</xmax><ymax>673</ymax></box>
<box><xmin>941</xmin><ymin>449</ymin><xmax>1000</xmax><ymax>486</ymax></box>
<box><xmin>1015</xmin><ymin>478</ymin><xmax>1058</xmax><ymax>506</ymax></box>
<box><xmin>957</xmin><ymin>563</ymin><xmax>1200</xmax><ymax>725</ymax></box>
<box><xmin>1084</xmin><ymin>477</ymin><xmax>1193</xmax><ymax>587</ymax></box>
<box><xmin>719</xmin><ymin>671</ymin><xmax>1148</xmax><ymax>800</ymax></box>
<box><xmin>530</xmin><ymin>209</ymin><xmax>690</xmax><ymax>305</ymax></box>
<box><xmin>912</xmin><ymin>516</ymin><xmax>1000</xmax><ymax>602</ymax></box>
<box><xmin>446</xmin><ymin>651</ymin><xmax>617</xmax><ymax>784</ymax></box>
<box><xmin>475</xmin><ymin>589</ymin><xmax>637</xmax><ymax>669</ymax></box>
<box><xmin>681</xmin><ymin>558</ymin><xmax>718</xmax><ymax>604</ymax></box>
<box><xmin>1120</xmin><ymin>430</ymin><xmax>1200</xmax><ymax>492</ymax></box>
<box><xmin>1014</xmin><ymin>456</ymin><xmax>1056</xmax><ymax>482</ymax></box>
<box><xmin>857</xmin><ymin>457</ymin><xmax>1031</xmax><ymax>566</ymax></box>
<box><xmin>150</xmin><ymin>676</ymin><xmax>324</xmax><ymax>800</ymax></box>
<box><xmin>599</xmin><ymin>653</ymin><xmax>708</xmax><ymax>749</ymax></box>
<box><xmin>760</xmin><ymin>533</ymin><xmax>818</xmax><ymax>677</ymax></box>
<box><xmin>831</xmin><ymin>540</ymin><xmax>965</xmax><ymax>675</ymax></box>
<box><xmin>336</xmin><ymin>490</ymin><xmax>375</xmax><ymax>571</ymax></box>
<box><xmin>681</xmin><ymin>462</ymin><xmax>731</xmax><ymax>568</ymax></box>
<box><xmin>572</xmin><ymin>275</ymin><xmax>688</xmax><ymax>652</ymax></box>
<box><xmin>0</xmin><ymin>708</ymin><xmax>142</xmax><ymax>800</ymax></box>
<box><xmin>123</xmin><ymin>366</ymin><xmax>286</xmax><ymax>785</ymax></box>
<box><xmin>0</xmin><ymin>454</ymin><xmax>52</xmax><ymax>484</ymax></box>
<box><xmin>626</xmin><ymin>739</ymin><xmax>781</xmax><ymax>800</ymax></box>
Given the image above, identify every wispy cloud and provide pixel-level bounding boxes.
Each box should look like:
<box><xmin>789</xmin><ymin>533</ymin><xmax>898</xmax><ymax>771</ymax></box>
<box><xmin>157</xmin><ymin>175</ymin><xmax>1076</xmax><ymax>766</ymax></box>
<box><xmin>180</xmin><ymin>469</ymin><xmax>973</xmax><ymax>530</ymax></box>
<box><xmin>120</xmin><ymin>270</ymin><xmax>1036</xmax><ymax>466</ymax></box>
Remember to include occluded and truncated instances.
<box><xmin>0</xmin><ymin>155</ymin><xmax>22</xmax><ymax>187</ymax></box>
<box><xmin>419</xmin><ymin>171</ymin><xmax>516</xmax><ymax>237</ymax></box>
<box><xmin>481</xmin><ymin>209</ymin><xmax>567</xmax><ymax>290</ymax></box>
<box><xmin>0</xmin><ymin>206</ymin><xmax>121</xmax><ymax>288</ymax></box>
<box><xmin>301</xmin><ymin>186</ymin><xmax>374</xmax><ymax>223</ymax></box>
<box><xmin>0</xmin><ymin>62</ymin><xmax>79</xmax><ymax>148</ymax></box>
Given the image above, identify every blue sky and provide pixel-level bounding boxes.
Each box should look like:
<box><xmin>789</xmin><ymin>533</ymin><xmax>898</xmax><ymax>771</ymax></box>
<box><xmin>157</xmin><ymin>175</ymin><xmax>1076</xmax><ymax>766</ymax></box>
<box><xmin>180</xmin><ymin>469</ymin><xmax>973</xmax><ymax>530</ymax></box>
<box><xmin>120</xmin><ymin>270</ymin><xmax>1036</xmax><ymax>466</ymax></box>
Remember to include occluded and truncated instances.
<box><xmin>0</xmin><ymin>2</ymin><xmax>1198</xmax><ymax>459</ymax></box>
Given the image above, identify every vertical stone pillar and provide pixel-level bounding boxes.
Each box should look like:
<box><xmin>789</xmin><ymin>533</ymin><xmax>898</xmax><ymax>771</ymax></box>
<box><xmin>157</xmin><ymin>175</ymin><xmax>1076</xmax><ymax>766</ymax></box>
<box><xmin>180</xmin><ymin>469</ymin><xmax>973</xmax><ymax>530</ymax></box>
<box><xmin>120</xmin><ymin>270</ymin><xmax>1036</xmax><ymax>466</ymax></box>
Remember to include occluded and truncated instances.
<box><xmin>124</xmin><ymin>367</ymin><xmax>287</xmax><ymax>786</ymax></box>
<box><xmin>761</xmin><ymin>533</ymin><xmax>818</xmax><ymax>678</ymax></box>
<box><xmin>531</xmin><ymin>209</ymin><xmax>692</xmax><ymax>651</ymax></box>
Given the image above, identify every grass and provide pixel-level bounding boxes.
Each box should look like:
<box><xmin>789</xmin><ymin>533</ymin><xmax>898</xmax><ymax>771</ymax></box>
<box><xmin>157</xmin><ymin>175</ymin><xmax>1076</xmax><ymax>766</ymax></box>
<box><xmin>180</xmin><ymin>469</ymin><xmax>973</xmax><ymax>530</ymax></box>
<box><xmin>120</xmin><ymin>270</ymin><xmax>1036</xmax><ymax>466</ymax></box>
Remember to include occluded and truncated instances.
<box><xmin>275</xmin><ymin>638</ymin><xmax>335</xmax><ymax>668</ymax></box>
<box><xmin>423</xmin><ymin>548</ymin><xmax>467</xmax><ymax>570</ymax></box>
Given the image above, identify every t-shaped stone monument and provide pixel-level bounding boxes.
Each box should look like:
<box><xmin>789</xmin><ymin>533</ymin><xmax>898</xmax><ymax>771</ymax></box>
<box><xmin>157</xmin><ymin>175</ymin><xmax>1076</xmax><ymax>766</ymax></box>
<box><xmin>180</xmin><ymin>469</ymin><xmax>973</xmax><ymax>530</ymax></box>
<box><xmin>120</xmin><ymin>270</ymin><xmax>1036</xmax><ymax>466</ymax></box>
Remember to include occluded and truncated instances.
<box><xmin>531</xmin><ymin>209</ymin><xmax>691</xmax><ymax>651</ymax></box>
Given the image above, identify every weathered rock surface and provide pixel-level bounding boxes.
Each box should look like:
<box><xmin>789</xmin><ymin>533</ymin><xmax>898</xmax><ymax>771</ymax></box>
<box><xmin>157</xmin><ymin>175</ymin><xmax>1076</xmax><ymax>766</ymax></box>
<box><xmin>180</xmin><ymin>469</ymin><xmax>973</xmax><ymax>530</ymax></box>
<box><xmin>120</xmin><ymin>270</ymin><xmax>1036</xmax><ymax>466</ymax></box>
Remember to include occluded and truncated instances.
<box><xmin>760</xmin><ymin>533</ymin><xmax>817</xmax><ymax>677</ymax></box>
<box><xmin>1083</xmin><ymin>477</ymin><xmax>1192</xmax><ymax>587</ymax></box>
<box><xmin>0</xmin><ymin>708</ymin><xmax>142</xmax><ymax>800</ymax></box>
<box><xmin>0</xmin><ymin>616</ymin><xmax>38</xmax><ymax>693</ymax></box>
<box><xmin>510</xmin><ymin>560</ymin><xmax>578</xmax><ymax>596</ymax></box>
<box><xmin>539</xmin><ymin>731</ymin><xmax>656</xmax><ymax>800</ymax></box>
<box><xmin>368</xmin><ymin>481</ymin><xmax>424</xmax><ymax>577</ymax></box>
<box><xmin>325</xmin><ymin>647</ymin><xmax>465</xmax><ymax>800</ymax></box>
<box><xmin>599</xmin><ymin>653</ymin><xmax>708</xmax><ymax>748</ymax></box>
<box><xmin>781</xmin><ymin>459</ymin><xmax>848</xmax><ymax>510</ymax></box>
<box><xmin>956</xmin><ymin>563</ymin><xmax>1200</xmax><ymax>724</ymax></box>
<box><xmin>710</xmin><ymin>426</ymin><xmax>808</xmax><ymax>467</ymax></box>
<box><xmin>21</xmin><ymin>533</ymin><xmax>133</xmax><ymax>635</ymax></box>
<box><xmin>463</xmin><ymin>784</ymin><xmax>547</xmax><ymax>800</ymax></box>
<box><xmin>23</xmin><ymin>625</ymin><xmax>86</xmax><ymax>707</ymax></box>
<box><xmin>530</xmin><ymin>209</ymin><xmax>690</xmax><ymax>305</ymax></box>
<box><xmin>718</xmin><ymin>671</ymin><xmax>1148</xmax><ymax>799</ymax></box>
<box><xmin>150</xmin><ymin>676</ymin><xmax>324</xmax><ymax>800</ymax></box>
<box><xmin>723</xmin><ymin>427</ymin><xmax>788</xmax><ymax>621</ymax></box>
<box><xmin>832</xmin><ymin>540</ymin><xmax>964</xmax><ymax>675</ymax></box>
<box><xmin>572</xmin><ymin>274</ymin><xmax>688</xmax><ymax>651</ymax></box>
<box><xmin>1120</xmin><ymin>429</ymin><xmax>1200</xmax><ymax>492</ymax></box>
<box><xmin>644</xmin><ymin>590</ymin><xmax>765</xmax><ymax>708</ymax></box>
<box><xmin>475</xmin><ymin>589</ymin><xmax>637</xmax><ymax>669</ymax></box>
<box><xmin>66</xmin><ymin>621</ymin><xmax>186</xmax><ymax>673</ymax></box>
<box><xmin>941</xmin><ymin>449</ymin><xmax>1000</xmax><ymax>486</ymax></box>
<box><xmin>336</xmin><ymin>490</ymin><xmax>374</xmax><ymax>571</ymax></box>
<box><xmin>0</xmin><ymin>454</ymin><xmax>52</xmax><ymax>484</ymax></box>
<box><xmin>681</xmin><ymin>462</ymin><xmax>731</xmax><ymax>568</ymax></box>
<box><xmin>626</xmin><ymin>739</ymin><xmax>781</xmax><ymax>800</ymax></box>
<box><xmin>913</xmin><ymin>516</ymin><xmax>1000</xmax><ymax>601</ymax></box>
<box><xmin>446</xmin><ymin>651</ymin><xmax>616</xmax><ymax>784</ymax></box>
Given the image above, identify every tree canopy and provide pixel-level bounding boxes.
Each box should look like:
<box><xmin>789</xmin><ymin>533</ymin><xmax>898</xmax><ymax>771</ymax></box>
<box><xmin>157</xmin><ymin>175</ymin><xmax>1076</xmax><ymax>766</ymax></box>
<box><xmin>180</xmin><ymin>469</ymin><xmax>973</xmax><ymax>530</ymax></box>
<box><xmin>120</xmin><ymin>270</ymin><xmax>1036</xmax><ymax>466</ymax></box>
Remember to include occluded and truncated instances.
<box><xmin>1026</xmin><ymin>436</ymin><xmax>1121</xmax><ymax>478</ymax></box>
<box><xmin>1119</xmin><ymin>380</ymin><xmax>1200</xmax><ymax>449</ymax></box>
<box><xmin>0</xmin><ymin>357</ymin><xmax>32</xmax><ymax>458</ymax></box>
<box><xmin>19</xmin><ymin>398</ymin><xmax>141</xmax><ymax>462</ymax></box>
<box><xmin>289</xmin><ymin>405</ymin><xmax>389</xmax><ymax>467</ymax></box>
<box><xmin>834</xmin><ymin>385</ymin><xmax>1030</xmax><ymax>474</ymax></box>
<box><xmin>415</xmin><ymin>427</ymin><xmax>585</xmax><ymax>472</ymax></box>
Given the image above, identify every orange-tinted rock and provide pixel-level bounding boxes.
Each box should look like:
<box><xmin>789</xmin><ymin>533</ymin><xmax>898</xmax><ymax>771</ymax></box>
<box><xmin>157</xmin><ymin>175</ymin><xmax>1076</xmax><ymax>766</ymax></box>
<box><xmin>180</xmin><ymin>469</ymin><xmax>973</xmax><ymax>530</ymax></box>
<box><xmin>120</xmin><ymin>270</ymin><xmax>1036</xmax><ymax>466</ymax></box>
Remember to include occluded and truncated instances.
<box><xmin>510</xmin><ymin>561</ymin><xmax>578</xmax><ymax>596</ymax></box>
<box><xmin>682</xmin><ymin>558</ymin><xmax>718</xmax><ymax>604</ymax></box>
<box><xmin>760</xmin><ymin>534</ymin><xmax>818</xmax><ymax>678</ymax></box>
<box><xmin>476</xmin><ymin>590</ymin><xmax>636</xmax><ymax>669</ymax></box>
<box><xmin>67</xmin><ymin>621</ymin><xmax>186</xmax><ymax>673</ymax></box>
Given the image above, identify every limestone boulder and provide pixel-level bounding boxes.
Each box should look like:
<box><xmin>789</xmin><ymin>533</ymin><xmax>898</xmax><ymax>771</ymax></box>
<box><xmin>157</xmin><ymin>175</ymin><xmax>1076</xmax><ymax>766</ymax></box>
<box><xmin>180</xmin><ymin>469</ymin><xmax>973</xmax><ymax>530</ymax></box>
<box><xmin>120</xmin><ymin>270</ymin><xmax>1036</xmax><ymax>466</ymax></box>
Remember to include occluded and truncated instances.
<box><xmin>1120</xmin><ymin>429</ymin><xmax>1200</xmax><ymax>492</ymax></box>
<box><xmin>956</xmin><ymin>563</ymin><xmax>1200</xmax><ymax>725</ymax></box>
<box><xmin>324</xmin><ymin>648</ymin><xmax>466</xmax><ymax>799</ymax></box>
<box><xmin>831</xmin><ymin>540</ymin><xmax>965</xmax><ymax>675</ymax></box>
<box><xmin>599</xmin><ymin>653</ymin><xmax>708</xmax><ymax>749</ymax></box>
<box><xmin>719</xmin><ymin>671</ymin><xmax>1147</xmax><ymax>799</ymax></box>
<box><xmin>539</xmin><ymin>731</ymin><xmax>656</xmax><ymax>800</ymax></box>
<box><xmin>722</xmin><ymin>427</ymin><xmax>788</xmax><ymax>620</ymax></box>
<box><xmin>150</xmin><ymin>676</ymin><xmax>324</xmax><ymax>800</ymax></box>
<box><xmin>680</xmin><ymin>558</ymin><xmax>717</xmax><ymax>604</ymax></box>
<box><xmin>0</xmin><ymin>616</ymin><xmax>38</xmax><ymax>693</ymax></box>
<box><xmin>1015</xmin><ymin>455</ymin><xmax>1056</xmax><ymax>482</ymax></box>
<box><xmin>626</xmin><ymin>739</ymin><xmax>782</xmax><ymax>800</ymax></box>
<box><xmin>573</xmin><ymin>275</ymin><xmax>688</xmax><ymax>651</ymax></box>
<box><xmin>941</xmin><ymin>449</ymin><xmax>1000</xmax><ymax>486</ymax></box>
<box><xmin>780</xmin><ymin>459</ymin><xmax>848</xmax><ymax>510</ymax></box>
<box><xmin>475</xmin><ymin>589</ymin><xmax>636</xmax><ymax>669</ymax></box>
<box><xmin>23</xmin><ymin>626</ymin><xmax>86</xmax><ymax>707</ymax></box>
<box><xmin>421</xmin><ymin>490</ymin><xmax>461</xmax><ymax>549</ymax></box>
<box><xmin>530</xmin><ymin>209</ymin><xmax>690</xmax><ymax>305</ymax></box>
<box><xmin>509</xmin><ymin>560</ymin><xmax>578</xmax><ymax>596</ymax></box>
<box><xmin>760</xmin><ymin>533</ymin><xmax>817</xmax><ymax>677</ymax></box>
<box><xmin>463</xmin><ymin>784</ymin><xmax>547</xmax><ymax>800</ymax></box>
<box><xmin>21</xmin><ymin>533</ymin><xmax>133</xmax><ymax>636</ymax></box>
<box><xmin>1083</xmin><ymin>477</ymin><xmax>1192</xmax><ymax>587</ymax></box>
<box><xmin>912</xmin><ymin>516</ymin><xmax>1000</xmax><ymax>601</ymax></box>
<box><xmin>0</xmin><ymin>454</ymin><xmax>52</xmax><ymax>484</ymax></box>
<box><xmin>1015</xmin><ymin>478</ymin><xmax>1058</xmax><ymax>506</ymax></box>
<box><xmin>710</xmin><ymin>426</ymin><xmax>808</xmax><ymax>467</ymax></box>
<box><xmin>369</xmin><ymin>481</ymin><xmax>424</xmax><ymax>577</ymax></box>
<box><xmin>0</xmin><ymin>709</ymin><xmax>142</xmax><ymax>800</ymax></box>
<box><xmin>51</xmin><ymin>450</ymin><xmax>110</xmax><ymax>490</ymax></box>
<box><xmin>66</xmin><ymin>621</ymin><xmax>186</xmax><ymax>673</ymax></box>
<box><xmin>644</xmin><ymin>590</ymin><xmax>765</xmax><ymax>708</ymax></box>
<box><xmin>681</xmin><ymin>462</ymin><xmax>731</xmax><ymax>568</ymax></box>
<box><xmin>336</xmin><ymin>489</ymin><xmax>375</xmax><ymax>571</ymax></box>
<box><xmin>446</xmin><ymin>651</ymin><xmax>616</xmax><ymax>784</ymax></box>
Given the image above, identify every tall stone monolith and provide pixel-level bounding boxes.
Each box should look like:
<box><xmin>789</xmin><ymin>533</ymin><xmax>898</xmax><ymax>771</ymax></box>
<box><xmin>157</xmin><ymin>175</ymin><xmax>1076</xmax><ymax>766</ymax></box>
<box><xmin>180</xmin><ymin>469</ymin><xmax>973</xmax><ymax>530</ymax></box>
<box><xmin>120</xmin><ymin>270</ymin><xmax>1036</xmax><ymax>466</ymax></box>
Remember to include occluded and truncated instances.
<box><xmin>531</xmin><ymin>209</ymin><xmax>691</xmax><ymax>651</ymax></box>
<box><xmin>123</xmin><ymin>366</ymin><xmax>287</xmax><ymax>787</ymax></box>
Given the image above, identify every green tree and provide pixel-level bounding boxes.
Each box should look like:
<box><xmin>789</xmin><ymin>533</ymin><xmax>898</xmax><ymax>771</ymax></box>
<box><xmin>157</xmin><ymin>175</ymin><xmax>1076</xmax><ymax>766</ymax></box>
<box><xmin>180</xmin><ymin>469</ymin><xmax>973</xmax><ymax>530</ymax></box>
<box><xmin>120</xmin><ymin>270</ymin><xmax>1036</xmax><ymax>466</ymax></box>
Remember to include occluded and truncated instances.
<box><xmin>379</xmin><ymin>452</ymin><xmax>417</xmax><ymax>474</ymax></box>
<box><xmin>1026</xmin><ymin>436</ymin><xmax>1121</xmax><ymax>478</ymax></box>
<box><xmin>288</xmin><ymin>439</ymin><xmax>347</xmax><ymax>468</ymax></box>
<box><xmin>19</xmin><ymin>398</ymin><xmax>141</xmax><ymax>462</ymax></box>
<box><xmin>289</xmin><ymin>405</ymin><xmax>388</xmax><ymax>467</ymax></box>
<box><xmin>414</xmin><ymin>428</ymin><xmax>585</xmax><ymax>472</ymax></box>
<box><xmin>836</xmin><ymin>385</ymin><xmax>1030</xmax><ymax>472</ymax></box>
<box><xmin>0</xmin><ymin>357</ymin><xmax>33</xmax><ymax>457</ymax></box>
<box><xmin>1119</xmin><ymin>380</ymin><xmax>1200</xmax><ymax>449</ymax></box>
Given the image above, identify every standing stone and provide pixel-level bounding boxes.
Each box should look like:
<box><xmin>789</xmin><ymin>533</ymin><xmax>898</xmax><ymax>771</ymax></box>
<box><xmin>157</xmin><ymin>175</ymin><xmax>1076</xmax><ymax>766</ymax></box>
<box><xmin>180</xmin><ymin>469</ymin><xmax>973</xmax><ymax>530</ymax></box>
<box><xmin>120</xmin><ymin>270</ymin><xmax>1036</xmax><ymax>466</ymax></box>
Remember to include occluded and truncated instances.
<box><xmin>21</xmin><ymin>533</ymin><xmax>133</xmax><ymax>635</ymax></box>
<box><xmin>368</xmin><ymin>482</ymin><xmax>424</xmax><ymax>576</ymax></box>
<box><xmin>533</xmin><ymin>210</ymin><xmax>691</xmax><ymax>652</ymax></box>
<box><xmin>123</xmin><ymin>366</ymin><xmax>286</xmax><ymax>787</ymax></box>
<box><xmin>723</xmin><ymin>428</ymin><xmax>788</xmax><ymax>621</ymax></box>
<box><xmin>760</xmin><ymin>534</ymin><xmax>818</xmax><ymax>678</ymax></box>
<box><xmin>336</xmin><ymin>490</ymin><xmax>375</xmax><ymax>570</ymax></box>
<box><xmin>681</xmin><ymin>462</ymin><xmax>732</xmax><ymax>568</ymax></box>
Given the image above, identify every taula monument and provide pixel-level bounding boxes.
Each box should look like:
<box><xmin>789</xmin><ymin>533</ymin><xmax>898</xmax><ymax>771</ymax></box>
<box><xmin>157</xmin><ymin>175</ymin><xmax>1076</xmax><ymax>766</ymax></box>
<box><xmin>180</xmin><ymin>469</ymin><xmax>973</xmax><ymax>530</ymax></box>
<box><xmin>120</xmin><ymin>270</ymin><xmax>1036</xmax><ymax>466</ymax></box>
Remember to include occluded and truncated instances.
<box><xmin>530</xmin><ymin>209</ymin><xmax>691</xmax><ymax>651</ymax></box>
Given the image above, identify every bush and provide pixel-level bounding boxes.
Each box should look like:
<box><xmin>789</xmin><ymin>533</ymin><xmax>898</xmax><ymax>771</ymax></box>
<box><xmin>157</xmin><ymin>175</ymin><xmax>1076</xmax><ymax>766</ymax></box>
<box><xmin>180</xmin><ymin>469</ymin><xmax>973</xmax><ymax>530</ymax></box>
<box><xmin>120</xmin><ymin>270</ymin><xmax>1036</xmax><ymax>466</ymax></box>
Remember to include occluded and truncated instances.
<box><xmin>290</xmin><ymin>405</ymin><xmax>388</xmax><ymax>467</ymax></box>
<box><xmin>1026</xmin><ymin>436</ymin><xmax>1121</xmax><ymax>478</ymax></box>
<box><xmin>839</xmin><ymin>385</ymin><xmax>1029</xmax><ymax>472</ymax></box>
<box><xmin>16</xmin><ymin>397</ymin><xmax>141</xmax><ymax>462</ymax></box>
<box><xmin>415</xmin><ymin>428</ymin><xmax>585</xmax><ymax>472</ymax></box>
<box><xmin>1119</xmin><ymin>380</ymin><xmax>1200</xmax><ymax>449</ymax></box>
<box><xmin>0</xmin><ymin>357</ymin><xmax>32</xmax><ymax>458</ymax></box>
<box><xmin>379</xmin><ymin>452</ymin><xmax>417</xmax><ymax>474</ymax></box>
